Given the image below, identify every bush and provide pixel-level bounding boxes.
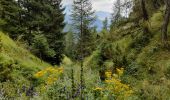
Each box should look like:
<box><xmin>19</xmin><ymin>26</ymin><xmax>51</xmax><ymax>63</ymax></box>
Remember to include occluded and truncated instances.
<box><xmin>31</xmin><ymin>34</ymin><xmax>55</xmax><ymax>61</ymax></box>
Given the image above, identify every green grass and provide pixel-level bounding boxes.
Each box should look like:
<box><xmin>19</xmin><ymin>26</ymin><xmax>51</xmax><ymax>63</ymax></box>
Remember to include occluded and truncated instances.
<box><xmin>0</xmin><ymin>32</ymin><xmax>50</xmax><ymax>69</ymax></box>
<box><xmin>0</xmin><ymin>31</ymin><xmax>51</xmax><ymax>99</ymax></box>
<box><xmin>82</xmin><ymin>7</ymin><xmax>170</xmax><ymax>99</ymax></box>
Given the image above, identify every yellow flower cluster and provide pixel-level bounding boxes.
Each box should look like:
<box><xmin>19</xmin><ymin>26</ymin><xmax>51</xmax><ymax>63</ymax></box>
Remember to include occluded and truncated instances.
<box><xmin>34</xmin><ymin>70</ymin><xmax>46</xmax><ymax>78</ymax></box>
<box><xmin>93</xmin><ymin>87</ymin><xmax>103</xmax><ymax>91</ymax></box>
<box><xmin>34</xmin><ymin>67</ymin><xmax>64</xmax><ymax>85</ymax></box>
<box><xmin>47</xmin><ymin>76</ymin><xmax>57</xmax><ymax>85</ymax></box>
<box><xmin>105</xmin><ymin>68</ymin><xmax>133</xmax><ymax>98</ymax></box>
<box><xmin>95</xmin><ymin>68</ymin><xmax>133</xmax><ymax>99</ymax></box>
<box><xmin>116</xmin><ymin>68</ymin><xmax>124</xmax><ymax>76</ymax></box>
<box><xmin>105</xmin><ymin>71</ymin><xmax>112</xmax><ymax>78</ymax></box>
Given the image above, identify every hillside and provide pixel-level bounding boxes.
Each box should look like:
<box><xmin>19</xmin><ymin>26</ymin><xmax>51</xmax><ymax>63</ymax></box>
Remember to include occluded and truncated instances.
<box><xmin>84</xmin><ymin>8</ymin><xmax>170</xmax><ymax>99</ymax></box>
<box><xmin>0</xmin><ymin>32</ymin><xmax>50</xmax><ymax>99</ymax></box>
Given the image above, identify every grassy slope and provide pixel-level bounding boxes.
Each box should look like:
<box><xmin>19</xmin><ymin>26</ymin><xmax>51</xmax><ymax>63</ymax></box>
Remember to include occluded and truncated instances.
<box><xmin>0</xmin><ymin>31</ymin><xmax>50</xmax><ymax>97</ymax></box>
<box><xmin>110</xmin><ymin>10</ymin><xmax>170</xmax><ymax>99</ymax></box>
<box><xmin>84</xmin><ymin>8</ymin><xmax>170</xmax><ymax>99</ymax></box>
<box><xmin>0</xmin><ymin>32</ymin><xmax>50</xmax><ymax>68</ymax></box>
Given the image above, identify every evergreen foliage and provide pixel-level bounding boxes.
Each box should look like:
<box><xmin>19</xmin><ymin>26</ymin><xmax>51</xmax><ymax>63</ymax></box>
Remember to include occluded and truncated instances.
<box><xmin>71</xmin><ymin>0</ymin><xmax>96</xmax><ymax>59</ymax></box>
<box><xmin>102</xmin><ymin>17</ymin><xmax>108</xmax><ymax>31</ymax></box>
<box><xmin>0</xmin><ymin>0</ymin><xmax>65</xmax><ymax>65</ymax></box>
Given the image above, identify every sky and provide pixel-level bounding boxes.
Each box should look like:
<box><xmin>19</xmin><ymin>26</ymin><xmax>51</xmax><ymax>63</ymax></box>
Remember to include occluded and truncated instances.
<box><xmin>62</xmin><ymin>0</ymin><xmax>115</xmax><ymax>13</ymax></box>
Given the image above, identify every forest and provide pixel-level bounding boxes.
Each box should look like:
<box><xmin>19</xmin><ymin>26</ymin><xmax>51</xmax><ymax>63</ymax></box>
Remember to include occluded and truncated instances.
<box><xmin>0</xmin><ymin>0</ymin><xmax>170</xmax><ymax>100</ymax></box>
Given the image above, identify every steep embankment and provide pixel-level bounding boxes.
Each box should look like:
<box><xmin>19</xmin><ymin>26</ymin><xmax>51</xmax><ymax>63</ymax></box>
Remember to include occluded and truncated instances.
<box><xmin>0</xmin><ymin>31</ymin><xmax>50</xmax><ymax>97</ymax></box>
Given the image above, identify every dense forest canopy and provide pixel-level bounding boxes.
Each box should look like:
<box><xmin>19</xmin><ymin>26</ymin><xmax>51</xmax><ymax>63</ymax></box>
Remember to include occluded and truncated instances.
<box><xmin>0</xmin><ymin>0</ymin><xmax>170</xmax><ymax>99</ymax></box>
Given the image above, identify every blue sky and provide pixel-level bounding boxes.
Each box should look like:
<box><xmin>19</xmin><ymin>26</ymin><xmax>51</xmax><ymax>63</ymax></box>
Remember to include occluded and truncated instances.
<box><xmin>62</xmin><ymin>0</ymin><xmax>115</xmax><ymax>13</ymax></box>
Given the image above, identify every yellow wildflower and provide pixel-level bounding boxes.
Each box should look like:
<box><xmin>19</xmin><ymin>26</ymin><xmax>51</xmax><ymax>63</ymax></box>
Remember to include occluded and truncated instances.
<box><xmin>46</xmin><ymin>67</ymin><xmax>56</xmax><ymax>73</ymax></box>
<box><xmin>47</xmin><ymin>77</ymin><xmax>57</xmax><ymax>85</ymax></box>
<box><xmin>58</xmin><ymin>67</ymin><xmax>64</xmax><ymax>73</ymax></box>
<box><xmin>47</xmin><ymin>78</ymin><xmax>53</xmax><ymax>85</ymax></box>
<box><xmin>34</xmin><ymin>70</ymin><xmax>46</xmax><ymax>78</ymax></box>
<box><xmin>105</xmin><ymin>79</ymin><xmax>113</xmax><ymax>83</ymax></box>
<box><xmin>116</xmin><ymin>68</ymin><xmax>124</xmax><ymax>76</ymax></box>
<box><xmin>94</xmin><ymin>87</ymin><xmax>103</xmax><ymax>91</ymax></box>
<box><xmin>105</xmin><ymin>71</ymin><xmax>112</xmax><ymax>78</ymax></box>
<box><xmin>102</xmin><ymin>69</ymin><xmax>133</xmax><ymax>98</ymax></box>
<box><xmin>123</xmin><ymin>90</ymin><xmax>134</xmax><ymax>97</ymax></box>
<box><xmin>35</xmin><ymin>66</ymin><xmax>64</xmax><ymax>85</ymax></box>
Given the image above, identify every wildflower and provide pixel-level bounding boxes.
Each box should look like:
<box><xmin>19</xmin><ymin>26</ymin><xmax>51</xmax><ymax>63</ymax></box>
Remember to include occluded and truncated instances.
<box><xmin>105</xmin><ymin>79</ymin><xmax>113</xmax><ymax>83</ymax></box>
<box><xmin>47</xmin><ymin>77</ymin><xmax>57</xmax><ymax>85</ymax></box>
<box><xmin>94</xmin><ymin>87</ymin><xmax>103</xmax><ymax>91</ymax></box>
<box><xmin>105</xmin><ymin>71</ymin><xmax>112</xmax><ymax>78</ymax></box>
<box><xmin>35</xmin><ymin>70</ymin><xmax>46</xmax><ymax>78</ymax></box>
<box><xmin>35</xmin><ymin>66</ymin><xmax>64</xmax><ymax>86</ymax></box>
<box><xmin>101</xmin><ymin>69</ymin><xmax>133</xmax><ymax>98</ymax></box>
<box><xmin>58</xmin><ymin>67</ymin><xmax>64</xmax><ymax>73</ymax></box>
<box><xmin>124</xmin><ymin>90</ymin><xmax>134</xmax><ymax>97</ymax></box>
<box><xmin>46</xmin><ymin>67</ymin><xmax>56</xmax><ymax>73</ymax></box>
<box><xmin>113</xmin><ymin>74</ymin><xmax>118</xmax><ymax>78</ymax></box>
<box><xmin>116</xmin><ymin>68</ymin><xmax>124</xmax><ymax>76</ymax></box>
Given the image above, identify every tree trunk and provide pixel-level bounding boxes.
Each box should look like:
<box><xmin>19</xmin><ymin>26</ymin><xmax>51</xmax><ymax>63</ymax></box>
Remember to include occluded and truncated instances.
<box><xmin>162</xmin><ymin>0</ymin><xmax>170</xmax><ymax>45</ymax></box>
<box><xmin>141</xmin><ymin>0</ymin><xmax>149</xmax><ymax>21</ymax></box>
<box><xmin>141</xmin><ymin>0</ymin><xmax>149</xmax><ymax>33</ymax></box>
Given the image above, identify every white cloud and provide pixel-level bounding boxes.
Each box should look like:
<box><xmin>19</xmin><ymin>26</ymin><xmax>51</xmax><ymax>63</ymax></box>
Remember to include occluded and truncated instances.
<box><xmin>92</xmin><ymin>0</ymin><xmax>115</xmax><ymax>13</ymax></box>
<box><xmin>62</xmin><ymin>0</ymin><xmax>73</xmax><ymax>6</ymax></box>
<box><xmin>62</xmin><ymin>0</ymin><xmax>115</xmax><ymax>13</ymax></box>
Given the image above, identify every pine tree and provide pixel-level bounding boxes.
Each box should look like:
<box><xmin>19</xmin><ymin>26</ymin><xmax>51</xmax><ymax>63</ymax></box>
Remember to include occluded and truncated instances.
<box><xmin>162</xmin><ymin>0</ymin><xmax>170</xmax><ymax>46</ymax></box>
<box><xmin>141</xmin><ymin>0</ymin><xmax>149</xmax><ymax>34</ymax></box>
<box><xmin>22</xmin><ymin>0</ymin><xmax>65</xmax><ymax>65</ymax></box>
<box><xmin>110</xmin><ymin>0</ymin><xmax>122</xmax><ymax>29</ymax></box>
<box><xmin>0</xmin><ymin>1</ymin><xmax>6</xmax><ymax>27</ymax></box>
<box><xmin>0</xmin><ymin>0</ymin><xmax>23</xmax><ymax>38</ymax></box>
<box><xmin>21</xmin><ymin>0</ymin><xmax>47</xmax><ymax>44</ymax></box>
<box><xmin>71</xmin><ymin>0</ymin><xmax>95</xmax><ymax>59</ymax></box>
<box><xmin>42</xmin><ymin>0</ymin><xmax>65</xmax><ymax>65</ymax></box>
<box><xmin>102</xmin><ymin>17</ymin><xmax>108</xmax><ymax>31</ymax></box>
<box><xmin>1</xmin><ymin>0</ymin><xmax>65</xmax><ymax>65</ymax></box>
<box><xmin>71</xmin><ymin>0</ymin><xmax>95</xmax><ymax>99</ymax></box>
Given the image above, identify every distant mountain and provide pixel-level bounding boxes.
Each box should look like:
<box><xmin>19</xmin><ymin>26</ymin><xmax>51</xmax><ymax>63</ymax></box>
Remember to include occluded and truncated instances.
<box><xmin>95</xmin><ymin>11</ymin><xmax>111</xmax><ymax>21</ymax></box>
<box><xmin>64</xmin><ymin>16</ymin><xmax>104</xmax><ymax>32</ymax></box>
<box><xmin>94</xmin><ymin>18</ymin><xmax>103</xmax><ymax>31</ymax></box>
<box><xmin>63</xmin><ymin>5</ymin><xmax>111</xmax><ymax>32</ymax></box>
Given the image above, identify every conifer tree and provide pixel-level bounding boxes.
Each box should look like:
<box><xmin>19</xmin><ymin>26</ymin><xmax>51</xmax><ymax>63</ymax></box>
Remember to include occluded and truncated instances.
<box><xmin>162</xmin><ymin>0</ymin><xmax>170</xmax><ymax>46</ymax></box>
<box><xmin>113</xmin><ymin>0</ymin><xmax>122</xmax><ymax>22</ymax></box>
<box><xmin>110</xmin><ymin>0</ymin><xmax>122</xmax><ymax>29</ymax></box>
<box><xmin>71</xmin><ymin>0</ymin><xmax>95</xmax><ymax>59</ymax></box>
<box><xmin>0</xmin><ymin>0</ymin><xmax>23</xmax><ymax>38</ymax></box>
<box><xmin>103</xmin><ymin>17</ymin><xmax>108</xmax><ymax>31</ymax></box>
<box><xmin>71</xmin><ymin>0</ymin><xmax>95</xmax><ymax>99</ymax></box>
<box><xmin>41</xmin><ymin>0</ymin><xmax>65</xmax><ymax>65</ymax></box>
<box><xmin>1</xmin><ymin>0</ymin><xmax>65</xmax><ymax>65</ymax></box>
